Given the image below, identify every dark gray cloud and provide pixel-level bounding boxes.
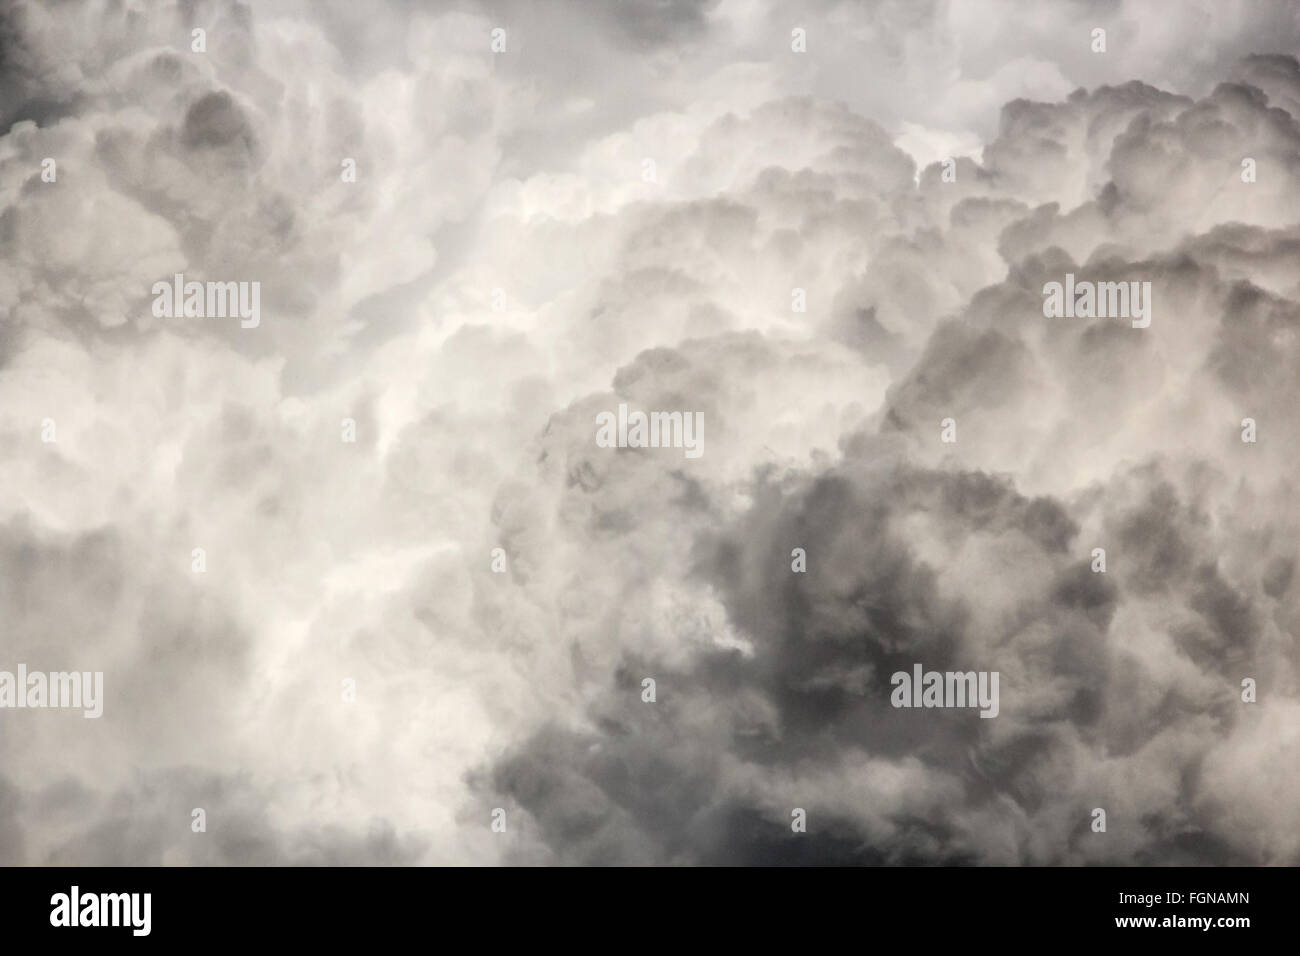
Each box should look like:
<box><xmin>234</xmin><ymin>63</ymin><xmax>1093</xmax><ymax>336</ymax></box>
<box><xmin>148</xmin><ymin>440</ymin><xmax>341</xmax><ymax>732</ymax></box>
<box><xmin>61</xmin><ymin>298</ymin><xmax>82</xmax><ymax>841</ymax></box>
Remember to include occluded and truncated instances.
<box><xmin>474</xmin><ymin>51</ymin><xmax>1300</xmax><ymax>864</ymax></box>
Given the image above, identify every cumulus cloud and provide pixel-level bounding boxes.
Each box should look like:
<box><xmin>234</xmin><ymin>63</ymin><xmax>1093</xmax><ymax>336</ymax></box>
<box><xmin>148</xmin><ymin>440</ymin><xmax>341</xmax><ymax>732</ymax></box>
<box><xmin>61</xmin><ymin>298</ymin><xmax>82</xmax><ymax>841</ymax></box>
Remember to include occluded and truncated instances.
<box><xmin>0</xmin><ymin>0</ymin><xmax>1297</xmax><ymax>865</ymax></box>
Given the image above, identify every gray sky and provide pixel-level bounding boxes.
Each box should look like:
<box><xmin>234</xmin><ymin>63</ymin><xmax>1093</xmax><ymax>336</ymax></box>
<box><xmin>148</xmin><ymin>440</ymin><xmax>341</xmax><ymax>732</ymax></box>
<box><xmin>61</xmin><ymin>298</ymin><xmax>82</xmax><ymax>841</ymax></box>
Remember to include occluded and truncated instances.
<box><xmin>1</xmin><ymin>0</ymin><xmax>1299</xmax><ymax>865</ymax></box>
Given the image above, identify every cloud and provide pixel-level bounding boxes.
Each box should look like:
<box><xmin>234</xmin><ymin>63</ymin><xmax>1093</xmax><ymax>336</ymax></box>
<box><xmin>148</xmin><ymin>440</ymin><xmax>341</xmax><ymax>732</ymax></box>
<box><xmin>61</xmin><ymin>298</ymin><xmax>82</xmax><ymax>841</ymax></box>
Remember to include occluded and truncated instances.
<box><xmin>1</xmin><ymin>0</ymin><xmax>1298</xmax><ymax>865</ymax></box>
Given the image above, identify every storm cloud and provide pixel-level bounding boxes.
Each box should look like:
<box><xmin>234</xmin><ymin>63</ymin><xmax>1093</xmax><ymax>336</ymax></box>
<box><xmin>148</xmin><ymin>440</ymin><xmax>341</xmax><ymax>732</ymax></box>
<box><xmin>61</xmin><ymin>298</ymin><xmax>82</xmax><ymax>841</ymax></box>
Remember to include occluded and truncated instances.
<box><xmin>1</xmin><ymin>0</ymin><xmax>1298</xmax><ymax>865</ymax></box>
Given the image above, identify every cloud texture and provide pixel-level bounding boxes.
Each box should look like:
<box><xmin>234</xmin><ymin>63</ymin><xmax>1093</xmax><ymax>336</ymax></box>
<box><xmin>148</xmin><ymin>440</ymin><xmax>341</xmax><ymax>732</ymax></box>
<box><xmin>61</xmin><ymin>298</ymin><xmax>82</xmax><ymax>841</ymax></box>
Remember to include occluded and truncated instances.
<box><xmin>1</xmin><ymin>0</ymin><xmax>1299</xmax><ymax>865</ymax></box>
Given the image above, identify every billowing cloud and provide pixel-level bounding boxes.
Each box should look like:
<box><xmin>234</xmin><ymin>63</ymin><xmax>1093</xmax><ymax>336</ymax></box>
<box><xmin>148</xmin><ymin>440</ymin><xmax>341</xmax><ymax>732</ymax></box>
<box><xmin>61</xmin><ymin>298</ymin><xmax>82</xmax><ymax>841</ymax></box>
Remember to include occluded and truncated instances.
<box><xmin>0</xmin><ymin>0</ymin><xmax>1297</xmax><ymax>865</ymax></box>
